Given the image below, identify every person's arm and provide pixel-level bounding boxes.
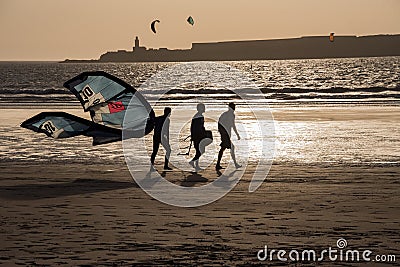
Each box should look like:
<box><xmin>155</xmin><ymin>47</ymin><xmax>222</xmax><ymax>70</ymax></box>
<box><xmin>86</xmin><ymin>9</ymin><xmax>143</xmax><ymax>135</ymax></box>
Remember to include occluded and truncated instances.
<box><xmin>162</xmin><ymin>118</ymin><xmax>170</xmax><ymax>142</ymax></box>
<box><xmin>233</xmin><ymin>116</ymin><xmax>240</xmax><ymax>140</ymax></box>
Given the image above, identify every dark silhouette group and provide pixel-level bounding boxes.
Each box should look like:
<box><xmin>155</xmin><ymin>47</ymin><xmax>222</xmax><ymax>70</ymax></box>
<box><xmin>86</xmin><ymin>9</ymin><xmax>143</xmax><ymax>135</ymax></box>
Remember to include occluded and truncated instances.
<box><xmin>151</xmin><ymin>103</ymin><xmax>241</xmax><ymax>172</ymax></box>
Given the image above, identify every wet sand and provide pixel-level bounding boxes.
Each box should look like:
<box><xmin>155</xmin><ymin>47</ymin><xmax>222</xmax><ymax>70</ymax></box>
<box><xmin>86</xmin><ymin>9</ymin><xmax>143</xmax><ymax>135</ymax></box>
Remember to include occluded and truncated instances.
<box><xmin>0</xmin><ymin>104</ymin><xmax>399</xmax><ymax>266</ymax></box>
<box><xmin>0</xmin><ymin>161</ymin><xmax>399</xmax><ymax>266</ymax></box>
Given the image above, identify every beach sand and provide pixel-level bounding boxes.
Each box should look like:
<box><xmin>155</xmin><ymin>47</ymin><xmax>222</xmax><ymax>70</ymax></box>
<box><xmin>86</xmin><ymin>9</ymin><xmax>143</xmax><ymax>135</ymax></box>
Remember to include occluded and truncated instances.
<box><xmin>0</xmin><ymin>162</ymin><xmax>399</xmax><ymax>266</ymax></box>
<box><xmin>0</xmin><ymin>106</ymin><xmax>399</xmax><ymax>266</ymax></box>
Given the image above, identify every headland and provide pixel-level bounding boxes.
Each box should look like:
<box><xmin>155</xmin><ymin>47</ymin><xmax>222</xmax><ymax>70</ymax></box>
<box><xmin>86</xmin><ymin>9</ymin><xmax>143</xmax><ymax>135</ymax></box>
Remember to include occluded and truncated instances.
<box><xmin>63</xmin><ymin>34</ymin><xmax>400</xmax><ymax>63</ymax></box>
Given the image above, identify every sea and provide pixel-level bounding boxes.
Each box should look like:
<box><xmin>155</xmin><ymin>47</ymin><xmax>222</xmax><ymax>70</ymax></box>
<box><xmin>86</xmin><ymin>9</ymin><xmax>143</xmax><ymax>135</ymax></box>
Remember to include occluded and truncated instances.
<box><xmin>0</xmin><ymin>57</ymin><xmax>399</xmax><ymax>168</ymax></box>
<box><xmin>1</xmin><ymin>57</ymin><xmax>400</xmax><ymax>103</ymax></box>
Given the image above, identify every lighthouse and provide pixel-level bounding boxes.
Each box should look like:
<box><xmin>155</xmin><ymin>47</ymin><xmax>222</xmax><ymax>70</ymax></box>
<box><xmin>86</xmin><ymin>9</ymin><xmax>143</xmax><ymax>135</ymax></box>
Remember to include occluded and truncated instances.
<box><xmin>133</xmin><ymin>36</ymin><xmax>145</xmax><ymax>54</ymax></box>
<box><xmin>134</xmin><ymin>36</ymin><xmax>140</xmax><ymax>50</ymax></box>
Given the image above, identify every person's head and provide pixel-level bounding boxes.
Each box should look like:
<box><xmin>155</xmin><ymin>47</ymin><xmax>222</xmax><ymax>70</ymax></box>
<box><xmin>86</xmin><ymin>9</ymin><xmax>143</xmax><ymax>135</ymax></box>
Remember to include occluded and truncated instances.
<box><xmin>164</xmin><ymin>107</ymin><xmax>171</xmax><ymax>117</ymax></box>
<box><xmin>197</xmin><ymin>103</ymin><xmax>205</xmax><ymax>113</ymax></box>
<box><xmin>228</xmin><ymin>102</ymin><xmax>236</xmax><ymax>111</ymax></box>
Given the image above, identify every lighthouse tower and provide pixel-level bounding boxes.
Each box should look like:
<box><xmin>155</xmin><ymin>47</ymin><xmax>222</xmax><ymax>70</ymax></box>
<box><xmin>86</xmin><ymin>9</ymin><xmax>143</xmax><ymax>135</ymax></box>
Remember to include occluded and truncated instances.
<box><xmin>133</xmin><ymin>36</ymin><xmax>145</xmax><ymax>54</ymax></box>
<box><xmin>134</xmin><ymin>36</ymin><xmax>140</xmax><ymax>50</ymax></box>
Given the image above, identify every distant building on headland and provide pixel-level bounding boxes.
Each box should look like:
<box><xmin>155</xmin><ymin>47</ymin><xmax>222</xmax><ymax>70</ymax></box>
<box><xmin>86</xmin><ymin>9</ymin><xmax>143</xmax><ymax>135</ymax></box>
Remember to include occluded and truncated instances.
<box><xmin>65</xmin><ymin>35</ymin><xmax>400</xmax><ymax>63</ymax></box>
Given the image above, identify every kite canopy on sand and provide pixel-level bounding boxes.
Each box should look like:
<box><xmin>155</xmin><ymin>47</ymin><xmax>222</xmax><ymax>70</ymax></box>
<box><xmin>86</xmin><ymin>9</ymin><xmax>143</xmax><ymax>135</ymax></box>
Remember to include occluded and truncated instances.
<box><xmin>151</xmin><ymin>19</ymin><xmax>160</xmax><ymax>33</ymax></box>
<box><xmin>21</xmin><ymin>72</ymin><xmax>155</xmax><ymax>145</ymax></box>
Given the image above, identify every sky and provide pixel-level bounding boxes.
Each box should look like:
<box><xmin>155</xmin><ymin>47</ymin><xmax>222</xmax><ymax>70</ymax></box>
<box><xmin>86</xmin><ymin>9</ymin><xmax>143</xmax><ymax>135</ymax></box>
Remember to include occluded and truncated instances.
<box><xmin>0</xmin><ymin>0</ymin><xmax>399</xmax><ymax>61</ymax></box>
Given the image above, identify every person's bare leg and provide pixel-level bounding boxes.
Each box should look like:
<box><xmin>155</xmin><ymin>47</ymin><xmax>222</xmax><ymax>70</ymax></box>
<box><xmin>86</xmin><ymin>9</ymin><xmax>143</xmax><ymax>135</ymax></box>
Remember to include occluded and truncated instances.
<box><xmin>163</xmin><ymin>143</ymin><xmax>172</xmax><ymax>170</ymax></box>
<box><xmin>150</xmin><ymin>141</ymin><xmax>159</xmax><ymax>171</ymax></box>
<box><xmin>216</xmin><ymin>147</ymin><xmax>225</xmax><ymax>170</ymax></box>
<box><xmin>230</xmin><ymin>145</ymin><xmax>241</xmax><ymax>168</ymax></box>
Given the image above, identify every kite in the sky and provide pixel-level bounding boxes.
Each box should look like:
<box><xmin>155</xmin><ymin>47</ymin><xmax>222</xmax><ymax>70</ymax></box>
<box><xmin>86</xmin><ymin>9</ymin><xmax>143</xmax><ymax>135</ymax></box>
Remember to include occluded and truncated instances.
<box><xmin>329</xmin><ymin>32</ymin><xmax>335</xmax><ymax>42</ymax></box>
<box><xmin>151</xmin><ymin>19</ymin><xmax>160</xmax><ymax>33</ymax></box>
<box><xmin>187</xmin><ymin>16</ymin><xmax>194</xmax><ymax>26</ymax></box>
<box><xmin>21</xmin><ymin>71</ymin><xmax>155</xmax><ymax>145</ymax></box>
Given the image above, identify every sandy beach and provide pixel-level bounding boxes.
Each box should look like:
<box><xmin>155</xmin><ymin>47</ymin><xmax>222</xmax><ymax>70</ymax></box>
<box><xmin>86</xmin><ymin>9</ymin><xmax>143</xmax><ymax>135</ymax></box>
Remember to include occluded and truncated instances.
<box><xmin>0</xmin><ymin>162</ymin><xmax>399</xmax><ymax>266</ymax></box>
<box><xmin>0</xmin><ymin>105</ymin><xmax>399</xmax><ymax>266</ymax></box>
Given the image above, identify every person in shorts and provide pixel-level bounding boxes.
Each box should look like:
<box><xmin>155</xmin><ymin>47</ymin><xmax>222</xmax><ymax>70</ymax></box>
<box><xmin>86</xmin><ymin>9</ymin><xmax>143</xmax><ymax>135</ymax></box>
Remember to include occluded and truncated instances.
<box><xmin>216</xmin><ymin>102</ymin><xmax>241</xmax><ymax>170</ymax></box>
<box><xmin>150</xmin><ymin>107</ymin><xmax>172</xmax><ymax>170</ymax></box>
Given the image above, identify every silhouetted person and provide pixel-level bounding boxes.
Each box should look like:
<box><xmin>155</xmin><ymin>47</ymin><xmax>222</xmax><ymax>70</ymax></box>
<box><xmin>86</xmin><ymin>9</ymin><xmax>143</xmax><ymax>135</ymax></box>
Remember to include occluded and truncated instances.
<box><xmin>216</xmin><ymin>103</ymin><xmax>241</xmax><ymax>170</ymax></box>
<box><xmin>189</xmin><ymin>103</ymin><xmax>206</xmax><ymax>171</ymax></box>
<box><xmin>151</xmin><ymin>107</ymin><xmax>172</xmax><ymax>170</ymax></box>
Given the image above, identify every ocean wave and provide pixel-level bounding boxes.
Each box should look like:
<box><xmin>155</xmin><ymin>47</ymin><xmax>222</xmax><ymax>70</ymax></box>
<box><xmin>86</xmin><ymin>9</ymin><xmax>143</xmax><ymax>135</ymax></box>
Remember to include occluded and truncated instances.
<box><xmin>1</xmin><ymin>86</ymin><xmax>399</xmax><ymax>96</ymax></box>
<box><xmin>1</xmin><ymin>87</ymin><xmax>400</xmax><ymax>103</ymax></box>
<box><xmin>160</xmin><ymin>86</ymin><xmax>400</xmax><ymax>95</ymax></box>
<box><xmin>266</xmin><ymin>93</ymin><xmax>400</xmax><ymax>100</ymax></box>
<box><xmin>0</xmin><ymin>88</ymin><xmax>70</xmax><ymax>95</ymax></box>
<box><xmin>259</xmin><ymin>86</ymin><xmax>400</xmax><ymax>94</ymax></box>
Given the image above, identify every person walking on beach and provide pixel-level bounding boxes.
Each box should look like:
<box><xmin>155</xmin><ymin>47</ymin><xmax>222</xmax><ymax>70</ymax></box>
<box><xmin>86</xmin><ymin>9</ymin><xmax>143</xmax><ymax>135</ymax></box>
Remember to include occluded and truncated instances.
<box><xmin>189</xmin><ymin>103</ymin><xmax>207</xmax><ymax>171</ymax></box>
<box><xmin>216</xmin><ymin>102</ymin><xmax>241</xmax><ymax>170</ymax></box>
<box><xmin>150</xmin><ymin>107</ymin><xmax>172</xmax><ymax>170</ymax></box>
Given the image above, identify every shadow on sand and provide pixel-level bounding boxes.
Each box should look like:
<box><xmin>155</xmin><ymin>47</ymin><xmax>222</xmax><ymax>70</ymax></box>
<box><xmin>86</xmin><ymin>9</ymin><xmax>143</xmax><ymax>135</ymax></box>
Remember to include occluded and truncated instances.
<box><xmin>181</xmin><ymin>172</ymin><xmax>208</xmax><ymax>187</ymax></box>
<box><xmin>0</xmin><ymin>179</ymin><xmax>137</xmax><ymax>200</ymax></box>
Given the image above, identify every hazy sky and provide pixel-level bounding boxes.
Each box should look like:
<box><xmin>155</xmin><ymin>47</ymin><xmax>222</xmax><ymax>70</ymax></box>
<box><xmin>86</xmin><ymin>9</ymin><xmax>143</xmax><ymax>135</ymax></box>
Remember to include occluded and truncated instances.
<box><xmin>1</xmin><ymin>0</ymin><xmax>399</xmax><ymax>60</ymax></box>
